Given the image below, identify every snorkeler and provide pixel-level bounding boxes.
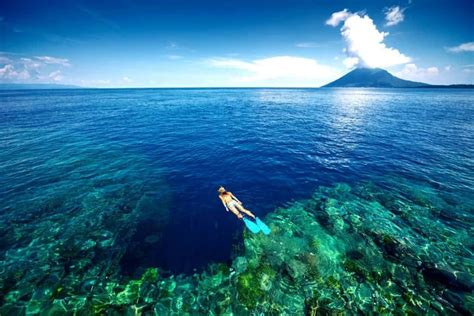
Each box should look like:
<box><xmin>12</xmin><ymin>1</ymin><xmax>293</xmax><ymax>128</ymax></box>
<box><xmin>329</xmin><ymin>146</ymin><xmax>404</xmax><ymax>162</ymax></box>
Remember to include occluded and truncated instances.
<box><xmin>218</xmin><ymin>186</ymin><xmax>256</xmax><ymax>220</ymax></box>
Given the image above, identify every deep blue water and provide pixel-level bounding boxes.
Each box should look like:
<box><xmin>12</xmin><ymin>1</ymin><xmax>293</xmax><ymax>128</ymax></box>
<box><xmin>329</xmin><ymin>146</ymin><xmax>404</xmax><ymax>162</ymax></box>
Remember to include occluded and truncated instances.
<box><xmin>1</xmin><ymin>88</ymin><xmax>473</xmax><ymax>278</ymax></box>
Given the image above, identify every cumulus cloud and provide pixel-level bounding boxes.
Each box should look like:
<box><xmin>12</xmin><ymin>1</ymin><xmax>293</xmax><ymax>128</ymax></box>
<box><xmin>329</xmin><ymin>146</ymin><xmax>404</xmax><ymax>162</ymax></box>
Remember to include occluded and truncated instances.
<box><xmin>35</xmin><ymin>56</ymin><xmax>71</xmax><ymax>66</ymax></box>
<box><xmin>384</xmin><ymin>6</ymin><xmax>405</xmax><ymax>26</ymax></box>
<box><xmin>21</xmin><ymin>58</ymin><xmax>43</xmax><ymax>71</ymax></box>
<box><xmin>0</xmin><ymin>54</ymin><xmax>70</xmax><ymax>83</ymax></box>
<box><xmin>343</xmin><ymin>57</ymin><xmax>359</xmax><ymax>68</ymax></box>
<box><xmin>396</xmin><ymin>63</ymin><xmax>439</xmax><ymax>82</ymax></box>
<box><xmin>0</xmin><ymin>64</ymin><xmax>30</xmax><ymax>80</ymax></box>
<box><xmin>47</xmin><ymin>70</ymin><xmax>64</xmax><ymax>82</ymax></box>
<box><xmin>326</xmin><ymin>9</ymin><xmax>350</xmax><ymax>27</ymax></box>
<box><xmin>446</xmin><ymin>42</ymin><xmax>474</xmax><ymax>53</ymax></box>
<box><xmin>327</xmin><ymin>9</ymin><xmax>411</xmax><ymax>69</ymax></box>
<box><xmin>122</xmin><ymin>76</ymin><xmax>132</xmax><ymax>83</ymax></box>
<box><xmin>209</xmin><ymin>56</ymin><xmax>341</xmax><ymax>87</ymax></box>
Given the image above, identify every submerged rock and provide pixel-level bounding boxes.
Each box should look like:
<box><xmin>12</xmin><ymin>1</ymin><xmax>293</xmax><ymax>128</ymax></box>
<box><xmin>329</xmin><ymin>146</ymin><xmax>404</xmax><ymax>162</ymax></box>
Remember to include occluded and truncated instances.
<box><xmin>419</xmin><ymin>263</ymin><xmax>474</xmax><ymax>292</ymax></box>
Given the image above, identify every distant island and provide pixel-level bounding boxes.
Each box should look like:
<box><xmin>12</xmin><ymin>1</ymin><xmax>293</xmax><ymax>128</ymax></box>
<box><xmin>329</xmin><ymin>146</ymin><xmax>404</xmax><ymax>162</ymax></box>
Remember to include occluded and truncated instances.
<box><xmin>323</xmin><ymin>68</ymin><xmax>474</xmax><ymax>88</ymax></box>
<box><xmin>1</xmin><ymin>71</ymin><xmax>472</xmax><ymax>89</ymax></box>
<box><xmin>0</xmin><ymin>83</ymin><xmax>80</xmax><ymax>90</ymax></box>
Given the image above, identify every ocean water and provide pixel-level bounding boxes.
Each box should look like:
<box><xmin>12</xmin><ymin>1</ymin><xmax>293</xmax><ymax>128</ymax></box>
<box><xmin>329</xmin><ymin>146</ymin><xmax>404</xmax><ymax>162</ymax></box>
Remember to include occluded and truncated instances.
<box><xmin>0</xmin><ymin>88</ymin><xmax>473</xmax><ymax>314</ymax></box>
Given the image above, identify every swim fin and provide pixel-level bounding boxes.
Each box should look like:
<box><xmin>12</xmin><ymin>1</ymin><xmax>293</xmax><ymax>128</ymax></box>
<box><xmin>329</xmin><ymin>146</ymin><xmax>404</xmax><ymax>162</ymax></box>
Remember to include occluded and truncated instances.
<box><xmin>255</xmin><ymin>217</ymin><xmax>271</xmax><ymax>235</ymax></box>
<box><xmin>243</xmin><ymin>218</ymin><xmax>260</xmax><ymax>233</ymax></box>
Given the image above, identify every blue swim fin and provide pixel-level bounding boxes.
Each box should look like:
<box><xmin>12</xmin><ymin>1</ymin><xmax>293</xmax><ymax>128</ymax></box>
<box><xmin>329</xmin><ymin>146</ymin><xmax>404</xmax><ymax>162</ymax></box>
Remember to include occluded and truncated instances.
<box><xmin>255</xmin><ymin>217</ymin><xmax>271</xmax><ymax>235</ymax></box>
<box><xmin>243</xmin><ymin>218</ymin><xmax>260</xmax><ymax>234</ymax></box>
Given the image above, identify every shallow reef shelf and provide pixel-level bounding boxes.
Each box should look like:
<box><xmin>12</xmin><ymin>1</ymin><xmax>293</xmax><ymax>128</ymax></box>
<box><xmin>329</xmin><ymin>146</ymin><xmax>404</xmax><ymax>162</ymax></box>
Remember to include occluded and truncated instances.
<box><xmin>1</xmin><ymin>180</ymin><xmax>473</xmax><ymax>315</ymax></box>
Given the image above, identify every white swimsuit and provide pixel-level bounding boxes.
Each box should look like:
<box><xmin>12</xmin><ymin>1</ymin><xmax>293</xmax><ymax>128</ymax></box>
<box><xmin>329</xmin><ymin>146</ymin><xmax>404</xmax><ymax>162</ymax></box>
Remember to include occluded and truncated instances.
<box><xmin>226</xmin><ymin>200</ymin><xmax>239</xmax><ymax>210</ymax></box>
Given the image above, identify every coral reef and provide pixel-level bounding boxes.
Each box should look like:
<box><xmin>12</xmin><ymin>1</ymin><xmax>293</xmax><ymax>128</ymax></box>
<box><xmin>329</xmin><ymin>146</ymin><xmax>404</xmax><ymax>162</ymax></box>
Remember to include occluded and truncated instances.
<box><xmin>1</xmin><ymin>180</ymin><xmax>473</xmax><ymax>314</ymax></box>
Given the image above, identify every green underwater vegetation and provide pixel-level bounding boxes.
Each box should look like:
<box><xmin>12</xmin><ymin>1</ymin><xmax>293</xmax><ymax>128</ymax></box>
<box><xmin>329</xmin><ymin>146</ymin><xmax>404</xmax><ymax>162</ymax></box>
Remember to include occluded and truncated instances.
<box><xmin>1</xmin><ymin>180</ymin><xmax>473</xmax><ymax>315</ymax></box>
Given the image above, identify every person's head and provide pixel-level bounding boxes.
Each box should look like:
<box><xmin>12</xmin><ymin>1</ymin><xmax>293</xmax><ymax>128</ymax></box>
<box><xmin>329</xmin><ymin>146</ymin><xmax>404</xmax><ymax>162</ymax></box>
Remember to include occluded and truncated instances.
<box><xmin>218</xmin><ymin>186</ymin><xmax>226</xmax><ymax>194</ymax></box>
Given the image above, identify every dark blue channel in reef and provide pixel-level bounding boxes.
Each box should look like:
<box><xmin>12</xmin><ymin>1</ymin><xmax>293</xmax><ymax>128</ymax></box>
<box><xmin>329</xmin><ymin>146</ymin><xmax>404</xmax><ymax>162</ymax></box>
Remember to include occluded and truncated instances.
<box><xmin>0</xmin><ymin>88</ymin><xmax>473</xmax><ymax>314</ymax></box>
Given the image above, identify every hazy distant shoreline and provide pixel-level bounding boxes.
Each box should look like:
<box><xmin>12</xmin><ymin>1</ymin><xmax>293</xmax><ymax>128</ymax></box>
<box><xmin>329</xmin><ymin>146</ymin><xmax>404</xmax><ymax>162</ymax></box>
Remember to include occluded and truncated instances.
<box><xmin>1</xmin><ymin>84</ymin><xmax>473</xmax><ymax>90</ymax></box>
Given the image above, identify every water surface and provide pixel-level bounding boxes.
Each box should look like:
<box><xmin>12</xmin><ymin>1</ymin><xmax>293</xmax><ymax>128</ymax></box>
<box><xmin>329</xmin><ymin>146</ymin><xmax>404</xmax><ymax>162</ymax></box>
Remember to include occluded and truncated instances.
<box><xmin>0</xmin><ymin>88</ymin><xmax>472</xmax><ymax>314</ymax></box>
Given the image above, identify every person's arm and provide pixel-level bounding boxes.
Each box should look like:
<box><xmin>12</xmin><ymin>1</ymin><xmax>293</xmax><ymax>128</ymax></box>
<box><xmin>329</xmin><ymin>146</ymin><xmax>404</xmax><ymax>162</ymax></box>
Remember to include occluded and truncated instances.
<box><xmin>230</xmin><ymin>192</ymin><xmax>242</xmax><ymax>204</ymax></box>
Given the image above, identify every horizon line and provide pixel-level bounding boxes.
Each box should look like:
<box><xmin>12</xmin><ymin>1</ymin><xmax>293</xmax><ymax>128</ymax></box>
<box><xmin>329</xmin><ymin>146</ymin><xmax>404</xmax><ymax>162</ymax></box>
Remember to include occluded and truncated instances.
<box><xmin>1</xmin><ymin>85</ymin><xmax>473</xmax><ymax>90</ymax></box>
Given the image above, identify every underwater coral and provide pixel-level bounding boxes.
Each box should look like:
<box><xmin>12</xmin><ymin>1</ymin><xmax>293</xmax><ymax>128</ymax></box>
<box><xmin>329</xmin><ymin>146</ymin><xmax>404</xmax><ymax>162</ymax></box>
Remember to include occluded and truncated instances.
<box><xmin>1</xmin><ymin>180</ymin><xmax>473</xmax><ymax>315</ymax></box>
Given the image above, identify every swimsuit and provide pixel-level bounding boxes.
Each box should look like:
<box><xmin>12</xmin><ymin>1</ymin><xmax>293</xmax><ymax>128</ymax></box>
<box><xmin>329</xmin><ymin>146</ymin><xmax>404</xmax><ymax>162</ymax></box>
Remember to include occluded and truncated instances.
<box><xmin>226</xmin><ymin>200</ymin><xmax>239</xmax><ymax>210</ymax></box>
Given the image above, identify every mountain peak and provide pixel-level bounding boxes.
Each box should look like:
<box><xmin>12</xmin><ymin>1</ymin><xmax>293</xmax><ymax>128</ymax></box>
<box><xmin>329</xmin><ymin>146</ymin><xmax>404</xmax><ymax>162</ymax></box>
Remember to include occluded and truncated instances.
<box><xmin>323</xmin><ymin>67</ymin><xmax>430</xmax><ymax>88</ymax></box>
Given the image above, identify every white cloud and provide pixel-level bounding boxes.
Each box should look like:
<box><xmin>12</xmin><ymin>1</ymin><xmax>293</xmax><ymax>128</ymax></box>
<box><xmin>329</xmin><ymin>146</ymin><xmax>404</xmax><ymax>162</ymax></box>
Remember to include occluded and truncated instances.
<box><xmin>0</xmin><ymin>53</ymin><xmax>70</xmax><ymax>83</ymax></box>
<box><xmin>444</xmin><ymin>65</ymin><xmax>451</xmax><ymax>71</ymax></box>
<box><xmin>210</xmin><ymin>58</ymin><xmax>255</xmax><ymax>71</ymax></box>
<box><xmin>48</xmin><ymin>70</ymin><xmax>64</xmax><ymax>82</ymax></box>
<box><xmin>327</xmin><ymin>9</ymin><xmax>411</xmax><ymax>69</ymax></box>
<box><xmin>384</xmin><ymin>6</ymin><xmax>405</xmax><ymax>26</ymax></box>
<box><xmin>295</xmin><ymin>42</ymin><xmax>320</xmax><ymax>48</ymax></box>
<box><xmin>326</xmin><ymin>9</ymin><xmax>350</xmax><ymax>27</ymax></box>
<box><xmin>446</xmin><ymin>42</ymin><xmax>474</xmax><ymax>53</ymax></box>
<box><xmin>343</xmin><ymin>57</ymin><xmax>359</xmax><ymax>68</ymax></box>
<box><xmin>209</xmin><ymin>56</ymin><xmax>341</xmax><ymax>87</ymax></box>
<box><xmin>35</xmin><ymin>56</ymin><xmax>71</xmax><ymax>67</ymax></box>
<box><xmin>396</xmin><ymin>63</ymin><xmax>439</xmax><ymax>82</ymax></box>
<box><xmin>122</xmin><ymin>76</ymin><xmax>132</xmax><ymax>83</ymax></box>
<box><xmin>425</xmin><ymin>67</ymin><xmax>439</xmax><ymax>75</ymax></box>
<box><xmin>21</xmin><ymin>58</ymin><xmax>43</xmax><ymax>70</ymax></box>
<box><xmin>0</xmin><ymin>64</ymin><xmax>31</xmax><ymax>80</ymax></box>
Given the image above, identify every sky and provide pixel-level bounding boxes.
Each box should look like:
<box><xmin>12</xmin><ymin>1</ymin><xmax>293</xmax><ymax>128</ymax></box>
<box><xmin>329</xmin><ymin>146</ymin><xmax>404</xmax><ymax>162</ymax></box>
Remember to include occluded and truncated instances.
<box><xmin>0</xmin><ymin>0</ymin><xmax>473</xmax><ymax>87</ymax></box>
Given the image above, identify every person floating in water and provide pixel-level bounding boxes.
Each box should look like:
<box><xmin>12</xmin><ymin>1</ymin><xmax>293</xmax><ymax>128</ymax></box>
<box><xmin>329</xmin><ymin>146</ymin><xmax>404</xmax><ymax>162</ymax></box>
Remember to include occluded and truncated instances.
<box><xmin>218</xmin><ymin>186</ymin><xmax>271</xmax><ymax>235</ymax></box>
<box><xmin>218</xmin><ymin>186</ymin><xmax>255</xmax><ymax>219</ymax></box>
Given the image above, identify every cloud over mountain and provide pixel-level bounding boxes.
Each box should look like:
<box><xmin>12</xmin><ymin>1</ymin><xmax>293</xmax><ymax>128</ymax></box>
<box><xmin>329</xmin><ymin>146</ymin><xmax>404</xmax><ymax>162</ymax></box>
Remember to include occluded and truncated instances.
<box><xmin>395</xmin><ymin>63</ymin><xmax>439</xmax><ymax>83</ymax></box>
<box><xmin>327</xmin><ymin>10</ymin><xmax>411</xmax><ymax>69</ymax></box>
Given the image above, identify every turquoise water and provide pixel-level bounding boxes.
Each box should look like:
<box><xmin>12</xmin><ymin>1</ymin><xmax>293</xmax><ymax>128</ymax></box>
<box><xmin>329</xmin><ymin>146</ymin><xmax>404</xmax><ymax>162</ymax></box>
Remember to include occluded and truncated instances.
<box><xmin>0</xmin><ymin>88</ymin><xmax>473</xmax><ymax>314</ymax></box>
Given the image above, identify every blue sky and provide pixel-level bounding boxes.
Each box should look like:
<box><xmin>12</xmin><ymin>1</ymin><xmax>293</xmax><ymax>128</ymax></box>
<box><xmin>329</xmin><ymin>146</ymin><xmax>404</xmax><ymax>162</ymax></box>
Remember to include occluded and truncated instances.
<box><xmin>1</xmin><ymin>0</ymin><xmax>473</xmax><ymax>87</ymax></box>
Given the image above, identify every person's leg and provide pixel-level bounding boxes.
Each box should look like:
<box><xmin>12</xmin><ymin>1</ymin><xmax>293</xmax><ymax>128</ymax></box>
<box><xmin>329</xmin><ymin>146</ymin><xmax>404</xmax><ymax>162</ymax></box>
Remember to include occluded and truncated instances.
<box><xmin>228</xmin><ymin>205</ymin><xmax>243</xmax><ymax>219</ymax></box>
<box><xmin>236</xmin><ymin>203</ymin><xmax>255</xmax><ymax>218</ymax></box>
